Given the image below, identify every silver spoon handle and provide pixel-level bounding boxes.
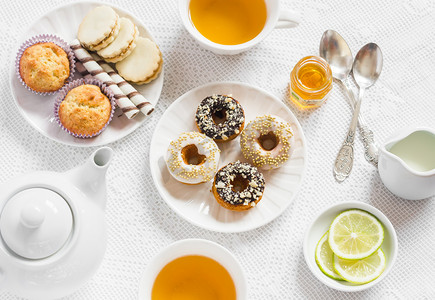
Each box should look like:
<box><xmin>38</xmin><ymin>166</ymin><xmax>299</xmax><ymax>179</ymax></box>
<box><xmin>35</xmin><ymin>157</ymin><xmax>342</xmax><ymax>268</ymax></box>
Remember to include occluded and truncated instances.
<box><xmin>333</xmin><ymin>89</ymin><xmax>364</xmax><ymax>182</ymax></box>
<box><xmin>350</xmin><ymin>89</ymin><xmax>364</xmax><ymax>134</ymax></box>
<box><xmin>342</xmin><ymin>81</ymin><xmax>378</xmax><ymax>166</ymax></box>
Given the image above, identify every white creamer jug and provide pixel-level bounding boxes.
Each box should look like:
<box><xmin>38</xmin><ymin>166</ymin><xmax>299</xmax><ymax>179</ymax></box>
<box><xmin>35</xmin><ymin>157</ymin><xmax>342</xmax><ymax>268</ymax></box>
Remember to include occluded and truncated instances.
<box><xmin>378</xmin><ymin>128</ymin><xmax>435</xmax><ymax>200</ymax></box>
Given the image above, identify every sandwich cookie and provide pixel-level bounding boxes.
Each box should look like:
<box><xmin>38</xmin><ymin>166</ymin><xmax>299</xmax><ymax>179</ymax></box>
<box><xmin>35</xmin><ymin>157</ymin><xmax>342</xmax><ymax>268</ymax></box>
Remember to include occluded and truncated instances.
<box><xmin>97</xmin><ymin>17</ymin><xmax>138</xmax><ymax>63</ymax></box>
<box><xmin>132</xmin><ymin>54</ymin><xmax>163</xmax><ymax>85</ymax></box>
<box><xmin>115</xmin><ymin>37</ymin><xmax>163</xmax><ymax>84</ymax></box>
<box><xmin>78</xmin><ymin>6</ymin><xmax>120</xmax><ymax>51</ymax></box>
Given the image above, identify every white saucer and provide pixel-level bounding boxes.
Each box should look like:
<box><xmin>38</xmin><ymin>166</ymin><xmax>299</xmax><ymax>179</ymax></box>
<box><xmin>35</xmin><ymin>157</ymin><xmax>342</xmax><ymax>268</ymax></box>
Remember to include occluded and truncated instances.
<box><xmin>9</xmin><ymin>1</ymin><xmax>164</xmax><ymax>147</ymax></box>
<box><xmin>150</xmin><ymin>82</ymin><xmax>307</xmax><ymax>232</ymax></box>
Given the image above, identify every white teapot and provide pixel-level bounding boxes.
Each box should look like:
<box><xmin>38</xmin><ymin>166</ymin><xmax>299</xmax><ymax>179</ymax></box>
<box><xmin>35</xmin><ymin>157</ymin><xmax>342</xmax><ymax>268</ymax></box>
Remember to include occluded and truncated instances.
<box><xmin>0</xmin><ymin>147</ymin><xmax>113</xmax><ymax>300</ymax></box>
<box><xmin>378</xmin><ymin>128</ymin><xmax>435</xmax><ymax>200</ymax></box>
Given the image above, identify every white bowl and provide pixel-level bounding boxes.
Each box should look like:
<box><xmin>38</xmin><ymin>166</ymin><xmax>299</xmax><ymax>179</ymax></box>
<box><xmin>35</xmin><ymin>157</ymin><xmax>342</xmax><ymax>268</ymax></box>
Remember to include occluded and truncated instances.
<box><xmin>138</xmin><ymin>239</ymin><xmax>247</xmax><ymax>299</ymax></box>
<box><xmin>303</xmin><ymin>201</ymin><xmax>398</xmax><ymax>292</ymax></box>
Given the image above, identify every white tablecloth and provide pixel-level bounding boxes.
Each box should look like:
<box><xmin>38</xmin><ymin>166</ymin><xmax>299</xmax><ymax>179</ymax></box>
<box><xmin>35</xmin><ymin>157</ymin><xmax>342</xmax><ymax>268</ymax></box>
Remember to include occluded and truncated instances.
<box><xmin>1</xmin><ymin>0</ymin><xmax>435</xmax><ymax>299</ymax></box>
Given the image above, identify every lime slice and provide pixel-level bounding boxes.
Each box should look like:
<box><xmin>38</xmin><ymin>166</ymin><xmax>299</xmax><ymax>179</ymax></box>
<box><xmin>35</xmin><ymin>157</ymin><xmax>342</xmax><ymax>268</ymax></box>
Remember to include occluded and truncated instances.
<box><xmin>333</xmin><ymin>248</ymin><xmax>386</xmax><ymax>284</ymax></box>
<box><xmin>315</xmin><ymin>231</ymin><xmax>343</xmax><ymax>280</ymax></box>
<box><xmin>328</xmin><ymin>209</ymin><xmax>384</xmax><ymax>260</ymax></box>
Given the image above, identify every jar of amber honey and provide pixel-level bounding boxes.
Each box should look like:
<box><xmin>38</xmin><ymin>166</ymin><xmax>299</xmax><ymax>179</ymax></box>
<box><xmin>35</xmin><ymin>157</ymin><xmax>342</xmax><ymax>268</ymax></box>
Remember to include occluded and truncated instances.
<box><xmin>289</xmin><ymin>55</ymin><xmax>333</xmax><ymax>108</ymax></box>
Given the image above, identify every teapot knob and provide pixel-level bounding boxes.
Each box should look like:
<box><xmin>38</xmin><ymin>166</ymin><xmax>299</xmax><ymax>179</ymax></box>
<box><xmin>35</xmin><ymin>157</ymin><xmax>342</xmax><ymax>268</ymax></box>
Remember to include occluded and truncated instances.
<box><xmin>20</xmin><ymin>204</ymin><xmax>45</xmax><ymax>228</ymax></box>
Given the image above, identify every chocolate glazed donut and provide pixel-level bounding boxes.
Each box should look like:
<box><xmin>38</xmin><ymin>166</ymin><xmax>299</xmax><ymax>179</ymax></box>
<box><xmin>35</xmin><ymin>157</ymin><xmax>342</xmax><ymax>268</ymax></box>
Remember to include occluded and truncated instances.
<box><xmin>195</xmin><ymin>95</ymin><xmax>245</xmax><ymax>142</ymax></box>
<box><xmin>212</xmin><ymin>161</ymin><xmax>265</xmax><ymax>211</ymax></box>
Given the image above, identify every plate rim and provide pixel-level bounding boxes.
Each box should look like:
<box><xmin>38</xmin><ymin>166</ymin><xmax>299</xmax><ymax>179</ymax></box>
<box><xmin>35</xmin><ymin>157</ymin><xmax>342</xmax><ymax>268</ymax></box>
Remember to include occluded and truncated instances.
<box><xmin>149</xmin><ymin>81</ymin><xmax>308</xmax><ymax>232</ymax></box>
<box><xmin>9</xmin><ymin>0</ymin><xmax>164</xmax><ymax>147</ymax></box>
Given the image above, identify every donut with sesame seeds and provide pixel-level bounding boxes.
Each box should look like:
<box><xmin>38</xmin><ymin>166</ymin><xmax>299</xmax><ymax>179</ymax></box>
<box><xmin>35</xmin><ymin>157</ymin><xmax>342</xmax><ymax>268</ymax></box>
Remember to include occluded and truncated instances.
<box><xmin>212</xmin><ymin>161</ymin><xmax>265</xmax><ymax>211</ymax></box>
<box><xmin>166</xmin><ymin>132</ymin><xmax>220</xmax><ymax>184</ymax></box>
<box><xmin>195</xmin><ymin>94</ymin><xmax>245</xmax><ymax>142</ymax></box>
<box><xmin>240</xmin><ymin>115</ymin><xmax>294</xmax><ymax>170</ymax></box>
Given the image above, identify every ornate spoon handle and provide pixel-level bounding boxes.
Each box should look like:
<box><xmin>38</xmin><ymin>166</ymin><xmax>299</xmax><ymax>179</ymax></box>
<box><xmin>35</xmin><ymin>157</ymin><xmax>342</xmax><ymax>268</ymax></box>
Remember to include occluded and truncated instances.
<box><xmin>342</xmin><ymin>81</ymin><xmax>378</xmax><ymax>166</ymax></box>
<box><xmin>333</xmin><ymin>89</ymin><xmax>364</xmax><ymax>182</ymax></box>
<box><xmin>333</xmin><ymin>132</ymin><xmax>354</xmax><ymax>182</ymax></box>
<box><xmin>360</xmin><ymin>125</ymin><xmax>378</xmax><ymax>165</ymax></box>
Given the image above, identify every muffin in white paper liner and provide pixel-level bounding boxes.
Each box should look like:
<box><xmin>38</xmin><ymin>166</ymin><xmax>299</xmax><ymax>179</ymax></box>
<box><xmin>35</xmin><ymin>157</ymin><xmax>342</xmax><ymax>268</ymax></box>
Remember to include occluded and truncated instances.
<box><xmin>15</xmin><ymin>34</ymin><xmax>76</xmax><ymax>96</ymax></box>
<box><xmin>54</xmin><ymin>78</ymin><xmax>115</xmax><ymax>139</ymax></box>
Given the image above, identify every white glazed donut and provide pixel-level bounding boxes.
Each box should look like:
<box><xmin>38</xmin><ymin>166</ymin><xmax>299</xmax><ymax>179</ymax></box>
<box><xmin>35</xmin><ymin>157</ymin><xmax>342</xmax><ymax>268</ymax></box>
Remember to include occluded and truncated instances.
<box><xmin>240</xmin><ymin>115</ymin><xmax>294</xmax><ymax>170</ymax></box>
<box><xmin>166</xmin><ymin>132</ymin><xmax>220</xmax><ymax>184</ymax></box>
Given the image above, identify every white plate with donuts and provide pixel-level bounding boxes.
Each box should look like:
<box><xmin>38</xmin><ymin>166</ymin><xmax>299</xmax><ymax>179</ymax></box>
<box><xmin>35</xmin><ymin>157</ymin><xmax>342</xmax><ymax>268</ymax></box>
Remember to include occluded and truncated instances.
<box><xmin>9</xmin><ymin>1</ymin><xmax>163</xmax><ymax>147</ymax></box>
<box><xmin>150</xmin><ymin>82</ymin><xmax>307</xmax><ymax>232</ymax></box>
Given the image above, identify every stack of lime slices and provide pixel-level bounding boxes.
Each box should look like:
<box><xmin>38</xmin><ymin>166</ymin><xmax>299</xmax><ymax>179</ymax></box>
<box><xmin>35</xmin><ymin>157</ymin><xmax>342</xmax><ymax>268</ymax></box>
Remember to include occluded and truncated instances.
<box><xmin>315</xmin><ymin>209</ymin><xmax>386</xmax><ymax>284</ymax></box>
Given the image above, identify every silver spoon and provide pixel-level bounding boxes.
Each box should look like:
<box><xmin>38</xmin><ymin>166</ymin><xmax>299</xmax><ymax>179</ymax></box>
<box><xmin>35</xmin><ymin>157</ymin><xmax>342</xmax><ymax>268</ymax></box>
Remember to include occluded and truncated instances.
<box><xmin>333</xmin><ymin>43</ymin><xmax>383</xmax><ymax>181</ymax></box>
<box><xmin>319</xmin><ymin>30</ymin><xmax>379</xmax><ymax>167</ymax></box>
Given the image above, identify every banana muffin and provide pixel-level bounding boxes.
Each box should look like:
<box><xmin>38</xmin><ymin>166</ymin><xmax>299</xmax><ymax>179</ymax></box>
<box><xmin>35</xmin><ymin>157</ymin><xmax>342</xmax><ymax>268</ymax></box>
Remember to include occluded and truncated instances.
<box><xmin>58</xmin><ymin>84</ymin><xmax>112</xmax><ymax>137</ymax></box>
<box><xmin>19</xmin><ymin>42</ymin><xmax>70</xmax><ymax>93</ymax></box>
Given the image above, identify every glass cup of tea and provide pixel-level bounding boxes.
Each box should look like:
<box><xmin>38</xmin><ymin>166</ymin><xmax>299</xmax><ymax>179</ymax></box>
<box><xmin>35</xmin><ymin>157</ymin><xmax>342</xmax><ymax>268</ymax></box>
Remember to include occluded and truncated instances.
<box><xmin>179</xmin><ymin>0</ymin><xmax>300</xmax><ymax>55</ymax></box>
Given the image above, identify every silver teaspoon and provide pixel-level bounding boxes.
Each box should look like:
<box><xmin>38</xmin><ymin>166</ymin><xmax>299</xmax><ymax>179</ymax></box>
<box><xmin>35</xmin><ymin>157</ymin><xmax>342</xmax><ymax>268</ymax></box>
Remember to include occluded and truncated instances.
<box><xmin>333</xmin><ymin>43</ymin><xmax>383</xmax><ymax>181</ymax></box>
<box><xmin>319</xmin><ymin>30</ymin><xmax>379</xmax><ymax>166</ymax></box>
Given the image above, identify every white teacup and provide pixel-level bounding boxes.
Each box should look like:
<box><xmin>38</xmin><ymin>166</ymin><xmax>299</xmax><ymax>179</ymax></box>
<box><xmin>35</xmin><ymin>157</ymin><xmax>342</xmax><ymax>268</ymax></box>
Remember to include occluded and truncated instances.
<box><xmin>138</xmin><ymin>239</ymin><xmax>247</xmax><ymax>299</ymax></box>
<box><xmin>179</xmin><ymin>0</ymin><xmax>300</xmax><ymax>55</ymax></box>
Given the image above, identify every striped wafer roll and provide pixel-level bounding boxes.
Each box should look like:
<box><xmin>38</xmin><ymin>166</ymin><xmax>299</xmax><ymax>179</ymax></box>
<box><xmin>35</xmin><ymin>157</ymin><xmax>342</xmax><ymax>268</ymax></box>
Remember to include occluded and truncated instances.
<box><xmin>70</xmin><ymin>39</ymin><xmax>139</xmax><ymax>119</ymax></box>
<box><xmin>75</xmin><ymin>61</ymin><xmax>93</xmax><ymax>80</ymax></box>
<box><xmin>91</xmin><ymin>53</ymin><xmax>154</xmax><ymax>116</ymax></box>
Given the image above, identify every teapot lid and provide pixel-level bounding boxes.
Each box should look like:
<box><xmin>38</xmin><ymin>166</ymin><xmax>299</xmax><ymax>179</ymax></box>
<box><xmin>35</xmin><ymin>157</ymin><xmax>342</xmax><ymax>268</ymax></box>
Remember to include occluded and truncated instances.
<box><xmin>0</xmin><ymin>188</ymin><xmax>73</xmax><ymax>260</ymax></box>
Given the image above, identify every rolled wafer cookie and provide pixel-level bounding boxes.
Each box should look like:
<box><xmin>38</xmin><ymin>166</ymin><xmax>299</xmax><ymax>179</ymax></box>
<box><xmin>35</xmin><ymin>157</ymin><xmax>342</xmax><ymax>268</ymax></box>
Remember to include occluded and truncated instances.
<box><xmin>75</xmin><ymin>61</ymin><xmax>93</xmax><ymax>80</ymax></box>
<box><xmin>70</xmin><ymin>39</ymin><xmax>139</xmax><ymax>119</ymax></box>
<box><xmin>91</xmin><ymin>53</ymin><xmax>154</xmax><ymax>116</ymax></box>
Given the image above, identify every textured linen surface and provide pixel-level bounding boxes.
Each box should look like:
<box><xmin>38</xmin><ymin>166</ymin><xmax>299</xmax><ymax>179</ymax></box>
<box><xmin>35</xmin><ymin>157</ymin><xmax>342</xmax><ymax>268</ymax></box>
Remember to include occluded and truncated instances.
<box><xmin>1</xmin><ymin>0</ymin><xmax>435</xmax><ymax>299</ymax></box>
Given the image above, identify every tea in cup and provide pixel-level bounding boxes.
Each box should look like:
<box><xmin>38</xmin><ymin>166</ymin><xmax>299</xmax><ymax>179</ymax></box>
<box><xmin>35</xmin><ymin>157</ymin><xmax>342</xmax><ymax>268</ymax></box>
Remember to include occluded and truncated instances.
<box><xmin>189</xmin><ymin>0</ymin><xmax>267</xmax><ymax>46</ymax></box>
<box><xmin>179</xmin><ymin>0</ymin><xmax>300</xmax><ymax>55</ymax></box>
<box><xmin>152</xmin><ymin>255</ymin><xmax>236</xmax><ymax>299</ymax></box>
<box><xmin>138</xmin><ymin>239</ymin><xmax>247</xmax><ymax>299</ymax></box>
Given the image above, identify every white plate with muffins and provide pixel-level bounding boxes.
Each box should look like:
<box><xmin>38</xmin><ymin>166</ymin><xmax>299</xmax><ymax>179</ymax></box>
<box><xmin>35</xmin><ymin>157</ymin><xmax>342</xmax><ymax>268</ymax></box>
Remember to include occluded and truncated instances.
<box><xmin>10</xmin><ymin>1</ymin><xmax>163</xmax><ymax>147</ymax></box>
<box><xmin>150</xmin><ymin>82</ymin><xmax>307</xmax><ymax>232</ymax></box>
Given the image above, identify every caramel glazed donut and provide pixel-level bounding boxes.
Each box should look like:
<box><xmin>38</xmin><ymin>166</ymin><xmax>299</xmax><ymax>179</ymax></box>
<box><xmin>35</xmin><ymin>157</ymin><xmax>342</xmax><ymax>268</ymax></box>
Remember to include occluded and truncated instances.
<box><xmin>240</xmin><ymin>115</ymin><xmax>294</xmax><ymax>170</ymax></box>
<box><xmin>195</xmin><ymin>94</ymin><xmax>245</xmax><ymax>142</ymax></box>
<box><xmin>212</xmin><ymin>161</ymin><xmax>265</xmax><ymax>211</ymax></box>
<box><xmin>166</xmin><ymin>132</ymin><xmax>220</xmax><ymax>184</ymax></box>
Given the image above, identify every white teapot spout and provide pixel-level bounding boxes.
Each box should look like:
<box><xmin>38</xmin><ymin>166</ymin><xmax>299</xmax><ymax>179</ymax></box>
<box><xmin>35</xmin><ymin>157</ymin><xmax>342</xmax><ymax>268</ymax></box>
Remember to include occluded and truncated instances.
<box><xmin>65</xmin><ymin>147</ymin><xmax>113</xmax><ymax>209</ymax></box>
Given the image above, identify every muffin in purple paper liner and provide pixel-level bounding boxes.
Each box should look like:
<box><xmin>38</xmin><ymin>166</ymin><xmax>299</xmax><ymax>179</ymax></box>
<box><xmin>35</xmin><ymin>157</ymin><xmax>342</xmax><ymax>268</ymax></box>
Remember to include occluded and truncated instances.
<box><xmin>15</xmin><ymin>34</ymin><xmax>75</xmax><ymax>95</ymax></box>
<box><xmin>54</xmin><ymin>78</ymin><xmax>115</xmax><ymax>139</ymax></box>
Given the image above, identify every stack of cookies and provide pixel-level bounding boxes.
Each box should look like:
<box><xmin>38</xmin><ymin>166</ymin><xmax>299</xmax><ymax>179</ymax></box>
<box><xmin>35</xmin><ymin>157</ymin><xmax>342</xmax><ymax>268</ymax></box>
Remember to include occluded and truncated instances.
<box><xmin>77</xmin><ymin>5</ymin><xmax>162</xmax><ymax>85</ymax></box>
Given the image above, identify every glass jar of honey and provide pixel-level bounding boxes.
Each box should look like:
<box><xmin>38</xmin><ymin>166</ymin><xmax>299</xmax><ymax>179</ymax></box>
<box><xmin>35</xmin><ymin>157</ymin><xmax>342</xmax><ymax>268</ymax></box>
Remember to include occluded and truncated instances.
<box><xmin>289</xmin><ymin>55</ymin><xmax>333</xmax><ymax>108</ymax></box>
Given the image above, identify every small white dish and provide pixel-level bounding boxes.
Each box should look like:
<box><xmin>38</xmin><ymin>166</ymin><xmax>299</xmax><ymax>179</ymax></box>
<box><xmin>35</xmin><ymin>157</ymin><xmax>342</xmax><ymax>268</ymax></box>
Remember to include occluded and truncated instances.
<box><xmin>9</xmin><ymin>1</ymin><xmax>163</xmax><ymax>147</ymax></box>
<box><xmin>138</xmin><ymin>239</ymin><xmax>247</xmax><ymax>300</ymax></box>
<box><xmin>303</xmin><ymin>201</ymin><xmax>398</xmax><ymax>292</ymax></box>
<box><xmin>149</xmin><ymin>81</ymin><xmax>307</xmax><ymax>232</ymax></box>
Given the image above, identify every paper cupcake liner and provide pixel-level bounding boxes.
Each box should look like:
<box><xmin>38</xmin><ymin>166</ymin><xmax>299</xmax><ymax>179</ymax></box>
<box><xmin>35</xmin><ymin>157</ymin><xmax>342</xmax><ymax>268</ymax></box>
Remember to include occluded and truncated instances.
<box><xmin>54</xmin><ymin>78</ymin><xmax>115</xmax><ymax>139</ymax></box>
<box><xmin>15</xmin><ymin>34</ymin><xmax>76</xmax><ymax>96</ymax></box>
